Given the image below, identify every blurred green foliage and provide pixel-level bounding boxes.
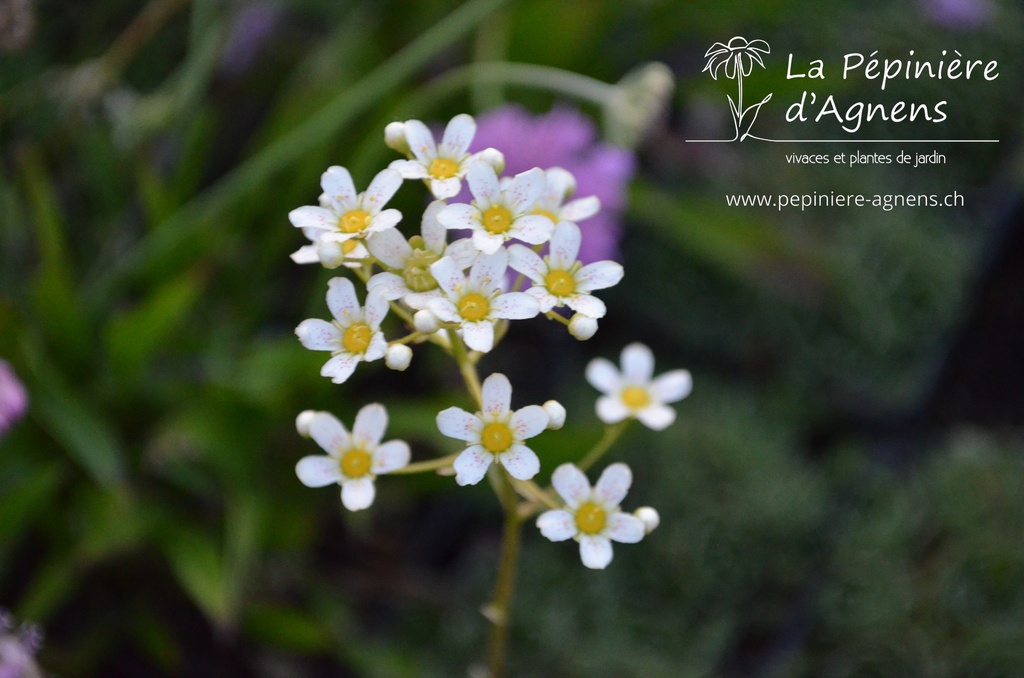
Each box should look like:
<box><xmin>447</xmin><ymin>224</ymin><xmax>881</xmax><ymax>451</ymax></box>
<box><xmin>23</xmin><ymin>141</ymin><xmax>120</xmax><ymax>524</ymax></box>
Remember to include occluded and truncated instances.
<box><xmin>2</xmin><ymin>0</ymin><xmax>1024</xmax><ymax>676</ymax></box>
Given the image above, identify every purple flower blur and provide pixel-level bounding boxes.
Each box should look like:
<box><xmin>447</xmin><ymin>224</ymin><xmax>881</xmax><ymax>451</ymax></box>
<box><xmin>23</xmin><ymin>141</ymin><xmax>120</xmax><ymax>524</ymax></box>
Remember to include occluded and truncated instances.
<box><xmin>0</xmin><ymin>610</ymin><xmax>43</xmax><ymax>678</ymax></box>
<box><xmin>0</xmin><ymin>360</ymin><xmax>28</xmax><ymax>440</ymax></box>
<box><xmin>468</xmin><ymin>106</ymin><xmax>636</xmax><ymax>263</ymax></box>
<box><xmin>918</xmin><ymin>0</ymin><xmax>993</xmax><ymax>29</ymax></box>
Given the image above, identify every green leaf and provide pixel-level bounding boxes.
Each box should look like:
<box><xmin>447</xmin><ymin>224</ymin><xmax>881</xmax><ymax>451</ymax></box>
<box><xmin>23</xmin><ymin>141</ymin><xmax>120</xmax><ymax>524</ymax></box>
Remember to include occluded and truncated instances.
<box><xmin>163</xmin><ymin>527</ymin><xmax>232</xmax><ymax>627</ymax></box>
<box><xmin>243</xmin><ymin>603</ymin><xmax>332</xmax><ymax>653</ymax></box>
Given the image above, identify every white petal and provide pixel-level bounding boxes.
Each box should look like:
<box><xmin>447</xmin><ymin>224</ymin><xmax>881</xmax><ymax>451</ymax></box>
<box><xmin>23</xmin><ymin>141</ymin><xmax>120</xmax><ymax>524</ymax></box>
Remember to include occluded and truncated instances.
<box><xmin>621</xmin><ymin>343</ymin><xmax>655</xmax><ymax>383</ymax></box>
<box><xmin>429</xmin><ymin>176</ymin><xmax>462</xmax><ymax>200</ymax></box>
<box><xmin>437</xmin><ymin>203</ymin><xmax>479</xmax><ymax>231</ymax></box>
<box><xmin>491</xmin><ymin>292</ymin><xmax>539</xmax><ymax>320</ymax></box>
<box><xmin>526</xmin><ymin>287</ymin><xmax>557</xmax><ymax>313</ymax></box>
<box><xmin>636</xmin><ymin>404</ymin><xmax>676</xmax><ymax>431</ymax></box>
<box><xmin>508</xmin><ymin>214</ymin><xmax>554</xmax><ymax>246</ymax></box>
<box><xmin>548</xmin><ymin>221</ymin><xmax>582</xmax><ymax>269</ymax></box>
<box><xmin>363</xmin><ymin>331</ymin><xmax>388</xmax><ymax>362</ymax></box>
<box><xmin>440</xmin><ymin>113</ymin><xmax>475</xmax><ymax>157</ymax></box>
<box><xmin>372</xmin><ymin>440</ymin><xmax>411</xmax><ymax>474</ymax></box>
<box><xmin>467</xmin><ymin>161</ymin><xmax>500</xmax><ymax>205</ymax></box>
<box><xmin>594</xmin><ymin>463</ymin><xmax>632</xmax><ymax>508</ymax></box>
<box><xmin>326</xmin><ymin>277</ymin><xmax>361</xmax><ymax>322</ymax></box>
<box><xmin>469</xmin><ymin>249</ymin><xmax>508</xmax><ymax>291</ymax></box>
<box><xmin>499</xmin><ymin>444</ymin><xmax>540</xmax><ymax>480</ymax></box>
<box><xmin>505</xmin><ymin>167</ymin><xmax>545</xmax><ymax>214</ymax></box>
<box><xmin>453</xmin><ymin>445</ymin><xmax>492</xmax><ymax>486</ymax></box>
<box><xmin>366</xmin><ymin>228</ymin><xmax>411</xmax><ymax>269</ymax></box>
<box><xmin>367</xmin><ymin>208</ymin><xmax>402</xmax><ymax>233</ymax></box>
<box><xmin>341</xmin><ymin>477</ymin><xmax>376</xmax><ymax>511</ymax></box>
<box><xmin>550</xmin><ymin>463</ymin><xmax>591</xmax><ymax>509</ymax></box>
<box><xmin>388</xmin><ymin>158</ymin><xmax>429</xmax><ymax>179</ymax></box>
<box><xmin>436</xmin><ymin>407</ymin><xmax>483</xmax><ymax>442</ymax></box>
<box><xmin>403</xmin><ymin>119</ymin><xmax>437</xmax><ymax>164</ymax></box>
<box><xmin>561</xmin><ymin>196</ymin><xmax>600</xmax><ymax>222</ymax></box>
<box><xmin>575</xmin><ymin>261</ymin><xmax>624</xmax><ymax>292</ymax></box>
<box><xmin>427</xmin><ymin>298</ymin><xmax>460</xmax><ymax>323</ymax></box>
<box><xmin>579</xmin><ymin>535</ymin><xmax>614</xmax><ymax>569</ymax></box>
<box><xmin>536</xmin><ymin>509</ymin><xmax>577</xmax><ymax>542</ymax></box>
<box><xmin>540</xmin><ymin>167</ymin><xmax>576</xmax><ymax>206</ymax></box>
<box><xmin>650</xmin><ymin>370</ymin><xmax>693</xmax><ymax>404</ymax></box>
<box><xmin>321</xmin><ymin>166</ymin><xmax>357</xmax><ymax>211</ymax></box>
<box><xmin>295</xmin><ymin>319</ymin><xmax>340</xmax><ymax>351</ymax></box>
<box><xmin>510</xmin><ymin>405</ymin><xmax>548</xmax><ymax>441</ymax></box>
<box><xmin>352</xmin><ymin>403</ymin><xmax>388</xmax><ymax>448</ymax></box>
<box><xmin>605</xmin><ymin>512</ymin><xmax>645</xmax><ymax>544</ymax></box>
<box><xmin>295</xmin><ymin>455</ymin><xmax>343</xmax><ymax>487</ymax></box>
<box><xmin>308</xmin><ymin>412</ymin><xmax>349</xmax><ymax>456</ymax></box>
<box><xmin>506</xmin><ymin>244</ymin><xmax>547</xmax><ymax>284</ymax></box>
<box><xmin>404</xmin><ymin>290</ymin><xmax>442</xmax><ymax>311</ymax></box>
<box><xmin>362</xmin><ymin>166</ymin><xmax>401</xmax><ymax>209</ymax></box>
<box><xmin>461</xmin><ymin>321</ymin><xmax>495</xmax><ymax>352</ymax></box>
<box><xmin>564</xmin><ymin>294</ymin><xmax>606</xmax><ymax>319</ymax></box>
<box><xmin>429</xmin><ymin>256</ymin><xmax>467</xmax><ymax>297</ymax></box>
<box><xmin>445</xmin><ymin>238</ymin><xmax>480</xmax><ymax>270</ymax></box>
<box><xmin>321</xmin><ymin>353</ymin><xmax>360</xmax><ymax>384</ymax></box>
<box><xmin>363</xmin><ymin>290</ymin><xmax>390</xmax><ymax>328</ymax></box>
<box><xmin>481</xmin><ymin>372</ymin><xmax>512</xmax><ymax>418</ymax></box>
<box><xmin>585</xmin><ymin>358</ymin><xmax>621</xmax><ymax>393</ymax></box>
<box><xmin>596</xmin><ymin>395</ymin><xmax>630</xmax><ymax>424</ymax></box>
<box><xmin>421</xmin><ymin>200</ymin><xmax>448</xmax><ymax>252</ymax></box>
<box><xmin>471</xmin><ymin>229</ymin><xmax>504</xmax><ymax>255</ymax></box>
<box><xmin>366</xmin><ymin>272</ymin><xmax>408</xmax><ymax>301</ymax></box>
<box><xmin>290</xmin><ymin>244</ymin><xmax>320</xmax><ymax>264</ymax></box>
<box><xmin>289</xmin><ymin>205</ymin><xmax>337</xmax><ymax>231</ymax></box>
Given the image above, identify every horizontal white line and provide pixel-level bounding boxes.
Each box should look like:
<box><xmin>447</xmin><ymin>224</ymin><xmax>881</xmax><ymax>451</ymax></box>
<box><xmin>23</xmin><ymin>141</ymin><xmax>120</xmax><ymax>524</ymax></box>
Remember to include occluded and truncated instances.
<box><xmin>685</xmin><ymin>138</ymin><xmax>999</xmax><ymax>143</ymax></box>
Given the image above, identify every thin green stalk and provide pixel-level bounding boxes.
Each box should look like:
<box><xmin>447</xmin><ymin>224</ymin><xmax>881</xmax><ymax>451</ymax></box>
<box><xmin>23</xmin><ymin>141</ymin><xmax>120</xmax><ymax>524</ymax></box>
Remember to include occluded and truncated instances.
<box><xmin>448</xmin><ymin>329</ymin><xmax>483</xmax><ymax>408</ymax></box>
<box><xmin>577</xmin><ymin>420</ymin><xmax>630</xmax><ymax>472</ymax></box>
<box><xmin>389</xmin><ymin>453</ymin><xmax>458</xmax><ymax>475</ymax></box>
<box><xmin>485</xmin><ymin>472</ymin><xmax>523</xmax><ymax>678</ymax></box>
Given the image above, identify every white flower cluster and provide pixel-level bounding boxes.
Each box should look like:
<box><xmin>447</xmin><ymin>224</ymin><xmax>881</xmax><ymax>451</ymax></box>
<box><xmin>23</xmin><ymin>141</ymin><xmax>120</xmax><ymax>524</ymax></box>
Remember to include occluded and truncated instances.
<box><xmin>288</xmin><ymin>114</ymin><xmax>691</xmax><ymax>570</ymax></box>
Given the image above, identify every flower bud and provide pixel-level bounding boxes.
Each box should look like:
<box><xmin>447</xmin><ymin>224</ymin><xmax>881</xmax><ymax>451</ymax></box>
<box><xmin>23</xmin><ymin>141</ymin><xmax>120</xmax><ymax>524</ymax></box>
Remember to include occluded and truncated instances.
<box><xmin>295</xmin><ymin>410</ymin><xmax>318</xmax><ymax>438</ymax></box>
<box><xmin>605</xmin><ymin>61</ymin><xmax>675</xmax><ymax>148</ymax></box>
<box><xmin>315</xmin><ymin>240</ymin><xmax>346</xmax><ymax>269</ymax></box>
<box><xmin>542</xmin><ymin>400</ymin><xmax>566</xmax><ymax>429</ymax></box>
<box><xmin>475</xmin><ymin>147</ymin><xmax>505</xmax><ymax>175</ymax></box>
<box><xmin>568</xmin><ymin>313</ymin><xmax>598</xmax><ymax>340</ymax></box>
<box><xmin>384</xmin><ymin>121</ymin><xmax>410</xmax><ymax>155</ymax></box>
<box><xmin>414</xmin><ymin>309</ymin><xmax>440</xmax><ymax>334</ymax></box>
<box><xmin>385</xmin><ymin>344</ymin><xmax>412</xmax><ymax>371</ymax></box>
<box><xmin>634</xmin><ymin>506</ymin><xmax>660</xmax><ymax>534</ymax></box>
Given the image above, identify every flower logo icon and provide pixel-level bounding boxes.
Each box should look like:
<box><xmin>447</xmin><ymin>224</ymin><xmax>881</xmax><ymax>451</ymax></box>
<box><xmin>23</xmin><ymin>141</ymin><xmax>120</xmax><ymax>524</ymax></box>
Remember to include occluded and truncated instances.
<box><xmin>703</xmin><ymin>36</ymin><xmax>773</xmax><ymax>141</ymax></box>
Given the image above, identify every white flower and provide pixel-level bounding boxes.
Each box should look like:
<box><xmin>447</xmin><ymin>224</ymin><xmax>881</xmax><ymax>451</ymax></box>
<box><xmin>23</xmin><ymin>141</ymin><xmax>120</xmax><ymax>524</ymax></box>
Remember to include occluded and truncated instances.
<box><xmin>366</xmin><ymin>200</ymin><xmax>478</xmax><ymax>309</ymax></box>
<box><xmin>295</xmin><ymin>406</ymin><xmax>410</xmax><ymax>511</ymax></box>
<box><xmin>536</xmin><ymin>463</ymin><xmax>646</xmax><ymax>569</ymax></box>
<box><xmin>288</xmin><ymin>166</ymin><xmax>403</xmax><ymax>246</ymax></box>
<box><xmin>295</xmin><ymin>277</ymin><xmax>389</xmax><ymax>384</ymax></box>
<box><xmin>427</xmin><ymin>249</ymin><xmax>539</xmax><ymax>353</ymax></box>
<box><xmin>585</xmin><ymin>343</ymin><xmax>692</xmax><ymax>430</ymax></box>
<box><xmin>388</xmin><ymin>114</ymin><xmax>504</xmax><ymax>199</ymax></box>
<box><xmin>508</xmin><ymin>220</ymin><xmax>623</xmax><ymax>318</ymax></box>
<box><xmin>436</xmin><ymin>373</ymin><xmax>548</xmax><ymax>486</ymax></box>
<box><xmin>437</xmin><ymin>163</ymin><xmax>554</xmax><ymax>255</ymax></box>
<box><xmin>529</xmin><ymin>167</ymin><xmax>600</xmax><ymax>225</ymax></box>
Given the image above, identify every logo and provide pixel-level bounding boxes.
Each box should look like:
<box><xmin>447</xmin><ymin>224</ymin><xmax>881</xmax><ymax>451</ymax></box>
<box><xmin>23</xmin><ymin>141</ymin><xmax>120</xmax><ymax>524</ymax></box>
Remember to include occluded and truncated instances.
<box><xmin>702</xmin><ymin>36</ymin><xmax>773</xmax><ymax>142</ymax></box>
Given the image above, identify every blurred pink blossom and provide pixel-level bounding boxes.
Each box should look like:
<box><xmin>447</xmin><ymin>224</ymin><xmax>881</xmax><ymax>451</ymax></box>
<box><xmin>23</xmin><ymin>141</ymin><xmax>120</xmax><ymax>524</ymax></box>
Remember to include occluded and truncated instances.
<box><xmin>0</xmin><ymin>610</ymin><xmax>43</xmax><ymax>678</ymax></box>
<box><xmin>468</xmin><ymin>106</ymin><xmax>636</xmax><ymax>263</ymax></box>
<box><xmin>0</xmin><ymin>360</ymin><xmax>28</xmax><ymax>440</ymax></box>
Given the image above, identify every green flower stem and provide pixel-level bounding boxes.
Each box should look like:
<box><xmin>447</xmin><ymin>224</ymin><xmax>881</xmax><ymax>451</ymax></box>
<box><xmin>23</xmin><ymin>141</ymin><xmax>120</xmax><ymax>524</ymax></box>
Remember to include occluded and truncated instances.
<box><xmin>511</xmin><ymin>478</ymin><xmax>560</xmax><ymax>512</ymax></box>
<box><xmin>448</xmin><ymin>330</ymin><xmax>483</xmax><ymax>408</ymax></box>
<box><xmin>485</xmin><ymin>469</ymin><xmax>523</xmax><ymax>678</ymax></box>
<box><xmin>544</xmin><ymin>310</ymin><xmax>570</xmax><ymax>327</ymax></box>
<box><xmin>577</xmin><ymin>420</ymin><xmax>631</xmax><ymax>472</ymax></box>
<box><xmin>389</xmin><ymin>453</ymin><xmax>458</xmax><ymax>475</ymax></box>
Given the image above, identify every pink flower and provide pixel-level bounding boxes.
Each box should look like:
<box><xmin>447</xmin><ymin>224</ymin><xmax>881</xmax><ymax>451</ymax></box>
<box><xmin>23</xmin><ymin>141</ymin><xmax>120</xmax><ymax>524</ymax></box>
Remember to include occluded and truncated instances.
<box><xmin>468</xmin><ymin>106</ymin><xmax>636</xmax><ymax>263</ymax></box>
<box><xmin>0</xmin><ymin>361</ymin><xmax>28</xmax><ymax>440</ymax></box>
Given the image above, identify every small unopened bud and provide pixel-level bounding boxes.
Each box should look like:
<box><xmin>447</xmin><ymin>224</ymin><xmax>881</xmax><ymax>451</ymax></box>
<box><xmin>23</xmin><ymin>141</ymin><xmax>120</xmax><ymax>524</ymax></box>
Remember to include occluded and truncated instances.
<box><xmin>295</xmin><ymin>410</ymin><xmax>318</xmax><ymax>438</ymax></box>
<box><xmin>385</xmin><ymin>344</ymin><xmax>413</xmax><ymax>371</ymax></box>
<box><xmin>605</xmin><ymin>61</ymin><xmax>675</xmax><ymax>148</ymax></box>
<box><xmin>634</xmin><ymin>506</ymin><xmax>660</xmax><ymax>534</ymax></box>
<box><xmin>316</xmin><ymin>240</ymin><xmax>346</xmax><ymax>269</ymax></box>
<box><xmin>414</xmin><ymin>309</ymin><xmax>440</xmax><ymax>334</ymax></box>
<box><xmin>542</xmin><ymin>400</ymin><xmax>566</xmax><ymax>429</ymax></box>
<box><xmin>475</xmin><ymin>147</ymin><xmax>505</xmax><ymax>174</ymax></box>
<box><xmin>568</xmin><ymin>313</ymin><xmax>598</xmax><ymax>340</ymax></box>
<box><xmin>384</xmin><ymin>121</ymin><xmax>410</xmax><ymax>155</ymax></box>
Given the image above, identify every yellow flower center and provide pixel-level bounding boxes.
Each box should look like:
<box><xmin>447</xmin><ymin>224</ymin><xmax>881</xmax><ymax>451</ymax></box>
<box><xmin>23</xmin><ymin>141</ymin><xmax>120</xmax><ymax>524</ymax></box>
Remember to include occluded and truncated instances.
<box><xmin>403</xmin><ymin>236</ymin><xmax>440</xmax><ymax>293</ymax></box>
<box><xmin>544</xmin><ymin>269</ymin><xmax>576</xmax><ymax>297</ymax></box>
<box><xmin>532</xmin><ymin>208</ymin><xmax>559</xmax><ymax>224</ymax></box>
<box><xmin>339</xmin><ymin>448</ymin><xmax>372</xmax><ymax>478</ymax></box>
<box><xmin>341</xmin><ymin>239</ymin><xmax>360</xmax><ymax>254</ymax></box>
<box><xmin>481</xmin><ymin>205</ymin><xmax>513</xmax><ymax>234</ymax></box>
<box><xmin>621</xmin><ymin>386</ymin><xmax>650</xmax><ymax>410</ymax></box>
<box><xmin>481</xmin><ymin>422</ymin><xmax>513</xmax><ymax>453</ymax></box>
<box><xmin>429</xmin><ymin>157</ymin><xmax>459</xmax><ymax>180</ymax></box>
<box><xmin>457</xmin><ymin>292</ymin><xmax>490</xmax><ymax>321</ymax></box>
<box><xmin>341</xmin><ymin>323</ymin><xmax>372</xmax><ymax>354</ymax></box>
<box><xmin>575</xmin><ymin>501</ymin><xmax>607</xmax><ymax>535</ymax></box>
<box><xmin>339</xmin><ymin>209</ymin><xmax>371</xmax><ymax>234</ymax></box>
